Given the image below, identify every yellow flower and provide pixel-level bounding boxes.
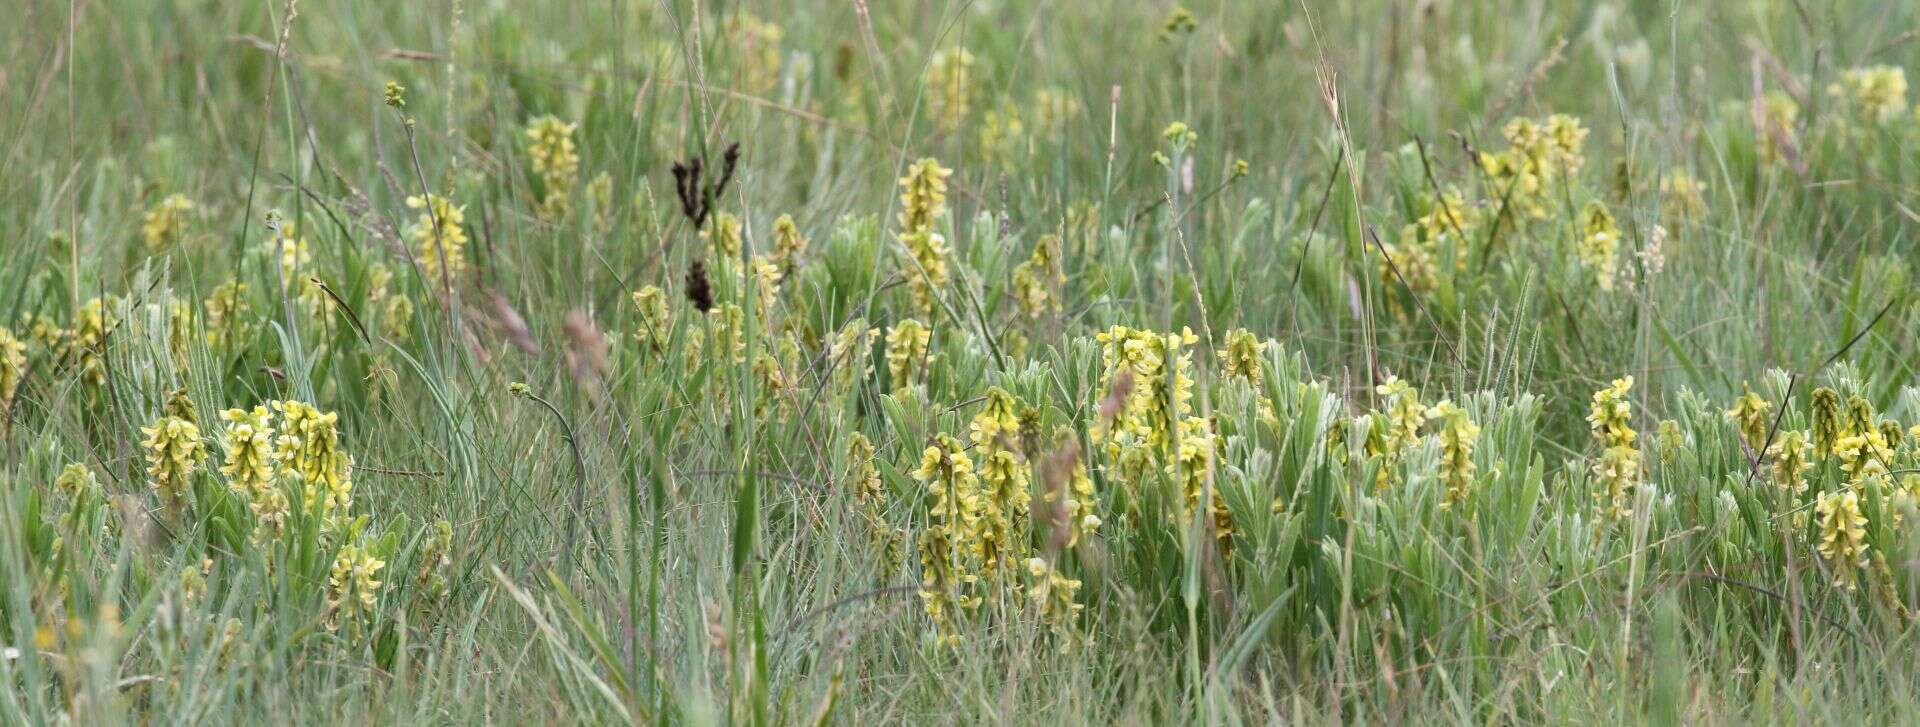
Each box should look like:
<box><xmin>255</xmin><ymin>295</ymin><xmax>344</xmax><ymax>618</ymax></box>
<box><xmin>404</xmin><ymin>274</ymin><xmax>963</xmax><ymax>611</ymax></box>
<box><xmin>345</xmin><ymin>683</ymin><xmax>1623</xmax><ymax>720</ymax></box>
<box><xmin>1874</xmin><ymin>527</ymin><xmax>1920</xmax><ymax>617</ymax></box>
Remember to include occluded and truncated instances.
<box><xmin>1159</xmin><ymin>6</ymin><xmax>1197</xmax><ymax>40</ymax></box>
<box><xmin>1726</xmin><ymin>382</ymin><xmax>1773</xmax><ymax>453</ymax></box>
<box><xmin>926</xmin><ymin>48</ymin><xmax>975</xmax><ymax>132</ymax></box>
<box><xmin>204</xmin><ymin>280</ymin><xmax>252</xmax><ymax>350</ymax></box>
<box><xmin>0</xmin><ymin>327</ymin><xmax>24</xmax><ymax>425</ymax></box>
<box><xmin>1217</xmin><ymin>328</ymin><xmax>1266</xmax><ymax>385</ymax></box>
<box><xmin>1834</xmin><ymin>429</ymin><xmax>1891</xmax><ymax>482</ymax></box>
<box><xmin>67</xmin><ymin>297</ymin><xmax>114</xmax><ymax>387</ymax></box>
<box><xmin>273</xmin><ymin>399</ymin><xmax>354</xmax><ymax>530</ymax></box>
<box><xmin>704</xmin><ymin>211</ymin><xmax>744</xmax><ymax>260</ymax></box>
<box><xmin>723</xmin><ymin>13</ymin><xmax>784</xmax><ymax>95</ymax></box>
<box><xmin>1430</xmin><ymin>401</ymin><xmax>1480</xmax><ymax>509</ymax></box>
<box><xmin>142</xmin><ymin>414</ymin><xmax>208</xmax><ymax>513</ymax></box>
<box><xmin>1587</xmin><ymin>377</ymin><xmax>1641</xmax><ymax>521</ymax></box>
<box><xmin>980</xmin><ymin>103</ymin><xmax>1025</xmax><ymax>163</ymax></box>
<box><xmin>1767</xmin><ymin>430</ymin><xmax>1812</xmax><ymax>494</ymax></box>
<box><xmin>1577</xmin><ymin>200</ymin><xmax>1623</xmax><ymax>291</ymax></box>
<box><xmin>1810</xmin><ymin>387</ymin><xmax>1844</xmax><ymax>458</ymax></box>
<box><xmin>770</xmin><ymin>214</ymin><xmax>808</xmax><ymax>274</ymax></box>
<box><xmin>914</xmin><ymin>433</ymin><xmax>984</xmax><ymax>645</ymax></box>
<box><xmin>1814</xmin><ymin>489</ymin><xmax>1869</xmax><ymax>590</ymax></box>
<box><xmin>526</xmin><ymin>115</ymin><xmax>580</xmax><ymax>220</ymax></box>
<box><xmin>407</xmin><ymin>194</ymin><xmax>469</xmax><ymax>290</ymax></box>
<box><xmin>884</xmin><ymin>319</ymin><xmax>932</xmax><ymax>397</ymax></box>
<box><xmin>1032</xmin><ymin>88</ymin><xmax>1082</xmax><ymax>136</ymax></box>
<box><xmin>326</xmin><ymin>542</ymin><xmax>387</xmax><ymax>630</ymax></box>
<box><xmin>1660</xmin><ymin>171</ymin><xmax>1706</xmax><ymax>219</ymax></box>
<box><xmin>632</xmin><ymin>285</ymin><xmax>671</xmax><ymax>352</ymax></box>
<box><xmin>1023</xmin><ymin>556</ymin><xmax>1084</xmax><ymax>647</ymax></box>
<box><xmin>1587</xmin><ymin>376</ymin><xmax>1637</xmax><ymax>450</ymax></box>
<box><xmin>141</xmin><ymin>194</ymin><xmax>195</xmax><ymax>253</ymax></box>
<box><xmin>1830</xmin><ymin>65</ymin><xmax>1908</xmax><ymax>123</ymax></box>
<box><xmin>1010</xmin><ymin>234</ymin><xmax>1066</xmax><ymax>319</ymax></box>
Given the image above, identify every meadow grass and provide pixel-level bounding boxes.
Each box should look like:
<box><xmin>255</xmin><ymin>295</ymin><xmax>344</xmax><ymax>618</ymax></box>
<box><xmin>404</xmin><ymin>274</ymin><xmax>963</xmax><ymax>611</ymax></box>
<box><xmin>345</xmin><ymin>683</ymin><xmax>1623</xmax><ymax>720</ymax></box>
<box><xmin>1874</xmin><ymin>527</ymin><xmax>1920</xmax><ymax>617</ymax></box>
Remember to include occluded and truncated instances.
<box><xmin>4</xmin><ymin>0</ymin><xmax>1920</xmax><ymax>723</ymax></box>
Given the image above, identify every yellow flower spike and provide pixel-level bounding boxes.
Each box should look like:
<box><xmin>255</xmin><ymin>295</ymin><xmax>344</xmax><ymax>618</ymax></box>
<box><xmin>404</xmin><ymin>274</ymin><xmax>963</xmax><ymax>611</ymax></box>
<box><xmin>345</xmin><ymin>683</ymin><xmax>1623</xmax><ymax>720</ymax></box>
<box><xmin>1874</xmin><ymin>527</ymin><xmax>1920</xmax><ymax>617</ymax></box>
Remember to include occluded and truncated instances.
<box><xmin>1429</xmin><ymin>401</ymin><xmax>1481</xmax><ymax>510</ymax></box>
<box><xmin>770</xmin><ymin>214</ymin><xmax>808</xmax><ymax>274</ymax></box>
<box><xmin>632</xmin><ymin>285</ymin><xmax>671</xmax><ymax>352</ymax></box>
<box><xmin>1726</xmin><ymin>382</ymin><xmax>1773</xmax><ymax>453</ymax></box>
<box><xmin>884</xmin><ymin>319</ymin><xmax>932</xmax><ymax>397</ymax></box>
<box><xmin>1577</xmin><ymin>200</ymin><xmax>1623</xmax><ymax>291</ymax></box>
<box><xmin>1217</xmin><ymin>328</ymin><xmax>1266</xmax><ymax>385</ymax></box>
<box><xmin>326</xmin><ymin>542</ymin><xmax>387</xmax><ymax>631</ymax></box>
<box><xmin>1814</xmin><ymin>489</ymin><xmax>1870</xmax><ymax>590</ymax></box>
<box><xmin>1810</xmin><ymin>387</ymin><xmax>1844</xmax><ymax>458</ymax></box>
<box><xmin>914</xmin><ymin>433</ymin><xmax>984</xmax><ymax>646</ymax></box>
<box><xmin>272</xmin><ymin>399</ymin><xmax>355</xmax><ymax>531</ymax></box>
<box><xmin>526</xmin><ymin>115</ymin><xmax>580</xmax><ymax>219</ymax></box>
<box><xmin>141</xmin><ymin>194</ymin><xmax>195</xmax><ymax>253</ymax></box>
<box><xmin>925</xmin><ymin>49</ymin><xmax>975</xmax><ymax>133</ymax></box>
<box><xmin>1010</xmin><ymin>234</ymin><xmax>1066</xmax><ymax>320</ymax></box>
<box><xmin>1831</xmin><ymin>65</ymin><xmax>1908</xmax><ymax>124</ymax></box>
<box><xmin>723</xmin><ymin>13</ymin><xmax>785</xmax><ymax>95</ymax></box>
<box><xmin>1032</xmin><ymin>87</ymin><xmax>1082</xmax><ymax>136</ymax></box>
<box><xmin>204</xmin><ymin>280</ymin><xmax>252</xmax><ymax>350</ymax></box>
<box><xmin>1766</xmin><ymin>430</ymin><xmax>1812</xmax><ymax>494</ymax></box>
<box><xmin>407</xmin><ymin>194</ymin><xmax>469</xmax><ymax>290</ymax></box>
<box><xmin>1586</xmin><ymin>377</ymin><xmax>1642</xmax><ymax>521</ymax></box>
<box><xmin>0</xmin><ymin>327</ymin><xmax>24</xmax><ymax>428</ymax></box>
<box><xmin>141</xmin><ymin>413</ymin><xmax>208</xmax><ymax>515</ymax></box>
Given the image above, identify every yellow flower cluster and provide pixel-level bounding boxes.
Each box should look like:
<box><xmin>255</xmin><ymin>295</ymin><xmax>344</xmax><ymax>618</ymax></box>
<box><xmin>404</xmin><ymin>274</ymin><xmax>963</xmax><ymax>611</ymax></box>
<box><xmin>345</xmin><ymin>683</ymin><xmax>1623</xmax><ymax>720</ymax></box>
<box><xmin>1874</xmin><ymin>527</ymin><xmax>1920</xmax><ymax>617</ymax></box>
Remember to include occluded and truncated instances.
<box><xmin>526</xmin><ymin>115</ymin><xmax>580</xmax><ymax>219</ymax></box>
<box><xmin>1766</xmin><ymin>430</ymin><xmax>1812</xmax><ymax>494</ymax></box>
<box><xmin>1382</xmin><ymin>190</ymin><xmax>1478</xmax><ymax>298</ymax></box>
<box><xmin>1810</xmin><ymin>387</ymin><xmax>1844</xmax><ymax>458</ymax></box>
<box><xmin>1032</xmin><ymin>87</ymin><xmax>1083</xmax><ymax>136</ymax></box>
<box><xmin>980</xmin><ymin>103</ymin><xmax>1025</xmax><ymax>163</ymax></box>
<box><xmin>219</xmin><ymin>406</ymin><xmax>287</xmax><ymax>540</ymax></box>
<box><xmin>1093</xmin><ymin>325</ymin><xmax>1198</xmax><ymax>479</ymax></box>
<box><xmin>770</xmin><ymin>213</ymin><xmax>808</xmax><ymax>275</ymax></box>
<box><xmin>273</xmin><ymin>399</ymin><xmax>354</xmax><ymax>531</ymax></box>
<box><xmin>705</xmin><ymin>211</ymin><xmax>744</xmax><ymax>260</ymax></box>
<box><xmin>1172</xmin><ymin>415</ymin><xmax>1233</xmax><ymax>556</ymax></box>
<box><xmin>632</xmin><ymin>285</ymin><xmax>671</xmax><ymax>352</ymax></box>
<box><xmin>141</xmin><ymin>412</ymin><xmax>208</xmax><ymax>514</ymax></box>
<box><xmin>970</xmin><ymin>387</ymin><xmax>1032</xmax><ymax>582</ymax></box>
<box><xmin>69</xmin><ymin>297</ymin><xmax>114</xmax><ymax>387</ymax></box>
<box><xmin>1010</xmin><ymin>234</ymin><xmax>1065</xmax><ymax>319</ymax></box>
<box><xmin>327</xmin><ymin>542</ymin><xmax>387</xmax><ymax>630</ymax></box>
<box><xmin>914</xmin><ymin>434</ymin><xmax>983</xmax><ymax>646</ymax></box>
<box><xmin>897</xmin><ymin>159</ymin><xmax>954</xmax><ymax>314</ymax></box>
<box><xmin>142</xmin><ymin>193</ymin><xmax>195</xmax><ymax>253</ymax></box>
<box><xmin>1429</xmin><ymin>401</ymin><xmax>1480</xmax><ymax>509</ymax></box>
<box><xmin>1217</xmin><ymin>328</ymin><xmax>1266</xmax><ymax>385</ymax></box>
<box><xmin>408</xmin><ymin>193</ymin><xmax>469</xmax><ymax>290</ymax></box>
<box><xmin>885</xmin><ymin>318</ymin><xmax>931</xmax><ymax>397</ymax></box>
<box><xmin>723</xmin><ymin>13</ymin><xmax>784</xmax><ymax>95</ymax></box>
<box><xmin>847</xmin><ymin>433</ymin><xmax>897</xmax><ymax>565</ymax></box>
<box><xmin>204</xmin><ymin>280</ymin><xmax>252</xmax><ymax>351</ymax></box>
<box><xmin>1024</xmin><ymin>556</ymin><xmax>1084</xmax><ymax>647</ymax></box>
<box><xmin>1586</xmin><ymin>376</ymin><xmax>1640</xmax><ymax>520</ymax></box>
<box><xmin>926</xmin><ymin>48</ymin><xmax>975</xmax><ymax>132</ymax></box>
<box><xmin>1725</xmin><ymin>382</ymin><xmax>1772</xmax><ymax>453</ymax></box>
<box><xmin>1576</xmin><ymin>200</ymin><xmax>1623</xmax><ymax>291</ymax></box>
<box><xmin>1479</xmin><ymin>114</ymin><xmax>1588</xmax><ymax>220</ymax></box>
<box><xmin>0</xmin><ymin>327</ymin><xmax>23</xmax><ymax>429</ymax></box>
<box><xmin>1814</xmin><ymin>489</ymin><xmax>1869</xmax><ymax>590</ymax></box>
<box><xmin>1829</xmin><ymin>65</ymin><xmax>1908</xmax><ymax>124</ymax></box>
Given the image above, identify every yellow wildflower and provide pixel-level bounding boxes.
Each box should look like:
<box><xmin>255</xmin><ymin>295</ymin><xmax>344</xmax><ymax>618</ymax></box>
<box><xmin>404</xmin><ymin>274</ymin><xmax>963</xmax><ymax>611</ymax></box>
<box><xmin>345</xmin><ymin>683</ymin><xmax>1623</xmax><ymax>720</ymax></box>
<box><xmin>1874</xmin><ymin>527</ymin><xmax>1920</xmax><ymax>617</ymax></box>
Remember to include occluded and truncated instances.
<box><xmin>407</xmin><ymin>194</ymin><xmax>468</xmax><ymax>290</ymax></box>
<box><xmin>141</xmin><ymin>194</ymin><xmax>195</xmax><ymax>253</ymax></box>
<box><xmin>1814</xmin><ymin>489</ymin><xmax>1869</xmax><ymax>590</ymax></box>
